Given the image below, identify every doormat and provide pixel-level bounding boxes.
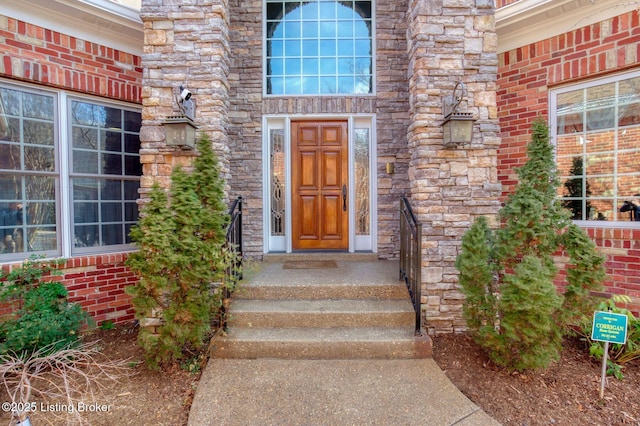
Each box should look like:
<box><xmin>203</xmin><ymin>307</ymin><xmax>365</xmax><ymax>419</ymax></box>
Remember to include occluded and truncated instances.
<box><xmin>282</xmin><ymin>260</ymin><xmax>338</xmax><ymax>269</ymax></box>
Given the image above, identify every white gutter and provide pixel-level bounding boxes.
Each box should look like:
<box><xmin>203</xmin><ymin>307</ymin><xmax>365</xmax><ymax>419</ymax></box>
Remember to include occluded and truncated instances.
<box><xmin>496</xmin><ymin>0</ymin><xmax>639</xmax><ymax>54</ymax></box>
<box><xmin>2</xmin><ymin>0</ymin><xmax>143</xmax><ymax>55</ymax></box>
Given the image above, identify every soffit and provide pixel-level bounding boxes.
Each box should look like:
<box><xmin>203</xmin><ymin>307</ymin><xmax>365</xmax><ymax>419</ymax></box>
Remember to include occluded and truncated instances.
<box><xmin>3</xmin><ymin>0</ymin><xmax>143</xmax><ymax>56</ymax></box>
<box><xmin>496</xmin><ymin>0</ymin><xmax>639</xmax><ymax>54</ymax></box>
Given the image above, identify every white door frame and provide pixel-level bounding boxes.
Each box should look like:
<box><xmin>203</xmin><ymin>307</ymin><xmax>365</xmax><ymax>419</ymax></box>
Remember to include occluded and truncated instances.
<box><xmin>262</xmin><ymin>114</ymin><xmax>377</xmax><ymax>253</ymax></box>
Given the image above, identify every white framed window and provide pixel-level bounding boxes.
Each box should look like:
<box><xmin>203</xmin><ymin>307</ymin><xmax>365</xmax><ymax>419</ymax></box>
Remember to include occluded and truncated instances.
<box><xmin>551</xmin><ymin>71</ymin><xmax>640</xmax><ymax>225</ymax></box>
<box><xmin>0</xmin><ymin>80</ymin><xmax>141</xmax><ymax>262</ymax></box>
<box><xmin>265</xmin><ymin>0</ymin><xmax>374</xmax><ymax>95</ymax></box>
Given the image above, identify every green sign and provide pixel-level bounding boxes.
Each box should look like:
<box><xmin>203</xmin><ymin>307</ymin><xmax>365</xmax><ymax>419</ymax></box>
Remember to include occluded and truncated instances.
<box><xmin>591</xmin><ymin>311</ymin><xmax>628</xmax><ymax>345</ymax></box>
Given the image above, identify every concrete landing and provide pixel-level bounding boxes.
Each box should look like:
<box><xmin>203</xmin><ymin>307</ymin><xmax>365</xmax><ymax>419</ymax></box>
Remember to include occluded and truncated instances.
<box><xmin>187</xmin><ymin>358</ymin><xmax>501</xmax><ymax>426</ymax></box>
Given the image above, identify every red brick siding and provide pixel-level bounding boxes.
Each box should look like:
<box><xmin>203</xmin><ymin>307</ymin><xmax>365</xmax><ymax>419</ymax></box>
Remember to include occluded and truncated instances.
<box><xmin>496</xmin><ymin>0</ymin><xmax>520</xmax><ymax>8</ymax></box>
<box><xmin>0</xmin><ymin>16</ymin><xmax>142</xmax><ymax>103</ymax></box>
<box><xmin>0</xmin><ymin>17</ymin><xmax>143</xmax><ymax>324</ymax></box>
<box><xmin>497</xmin><ymin>10</ymin><xmax>640</xmax><ymax>314</ymax></box>
<box><xmin>1</xmin><ymin>254</ymin><xmax>136</xmax><ymax>325</ymax></box>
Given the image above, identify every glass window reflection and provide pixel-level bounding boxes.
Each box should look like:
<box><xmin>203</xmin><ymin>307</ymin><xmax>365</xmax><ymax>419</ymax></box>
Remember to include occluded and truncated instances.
<box><xmin>555</xmin><ymin>74</ymin><xmax>640</xmax><ymax>222</ymax></box>
<box><xmin>266</xmin><ymin>0</ymin><xmax>372</xmax><ymax>95</ymax></box>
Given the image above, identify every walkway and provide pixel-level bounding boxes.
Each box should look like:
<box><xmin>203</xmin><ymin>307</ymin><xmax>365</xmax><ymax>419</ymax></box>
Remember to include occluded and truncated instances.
<box><xmin>188</xmin><ymin>258</ymin><xmax>501</xmax><ymax>425</ymax></box>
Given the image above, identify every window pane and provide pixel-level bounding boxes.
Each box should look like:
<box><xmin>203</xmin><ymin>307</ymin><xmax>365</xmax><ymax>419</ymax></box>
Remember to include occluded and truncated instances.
<box><xmin>105</xmin><ymin>131</ymin><xmax>122</xmax><ymax>152</ymax></box>
<box><xmin>270</xmin><ymin>129</ymin><xmax>285</xmax><ymax>236</ymax></box>
<box><xmin>618</xmin><ymin>126</ymin><xmax>640</xmax><ymax>151</ymax></box>
<box><xmin>73</xmin><ymin>127</ymin><xmax>98</xmax><ymax>149</ymax></box>
<box><xmin>75</xmin><ymin>202</ymin><xmax>98</xmax><ymax>224</ymax></box>
<box><xmin>75</xmin><ymin>224</ymin><xmax>98</xmax><ymax>248</ymax></box>
<box><xmin>0</xmin><ymin>144</ymin><xmax>21</xmax><ymax>170</ymax></box>
<box><xmin>553</xmin><ymin>74</ymin><xmax>640</xmax><ymax>223</ymax></box>
<box><xmin>102</xmin><ymin>180</ymin><xmax>122</xmax><ymax>200</ymax></box>
<box><xmin>73</xmin><ymin>151</ymin><xmax>99</xmax><ymax>174</ymax></box>
<box><xmin>355</xmin><ymin>128</ymin><xmax>369</xmax><ymax>235</ymax></box>
<box><xmin>69</xmin><ymin>100</ymin><xmax>141</xmax><ymax>251</ymax></box>
<box><xmin>23</xmin><ymin>120</ymin><xmax>54</xmax><ymax>146</ymax></box>
<box><xmin>0</xmin><ymin>117</ymin><xmax>20</xmax><ymax>143</ymax></box>
<box><xmin>102</xmin><ymin>202</ymin><xmax>122</xmax><ymax>222</ymax></box>
<box><xmin>24</xmin><ymin>146</ymin><xmax>55</xmax><ymax>172</ymax></box>
<box><xmin>103</xmin><ymin>153</ymin><xmax>123</xmax><ymax>175</ymax></box>
<box><xmin>102</xmin><ymin>224</ymin><xmax>123</xmax><ymax>245</ymax></box>
<box><xmin>124</xmin><ymin>201</ymin><xmax>138</xmax><ymax>222</ymax></box>
<box><xmin>23</xmin><ymin>92</ymin><xmax>54</xmax><ymax>120</ymax></box>
<box><xmin>266</xmin><ymin>0</ymin><xmax>372</xmax><ymax>95</ymax></box>
<box><xmin>124</xmin><ymin>110</ymin><xmax>141</xmax><ymax>132</ymax></box>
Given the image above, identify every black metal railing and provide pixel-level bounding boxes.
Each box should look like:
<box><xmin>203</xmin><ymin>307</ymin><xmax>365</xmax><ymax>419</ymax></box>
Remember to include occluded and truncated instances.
<box><xmin>219</xmin><ymin>196</ymin><xmax>243</xmax><ymax>329</ymax></box>
<box><xmin>225</xmin><ymin>196</ymin><xmax>243</xmax><ymax>286</ymax></box>
<box><xmin>400</xmin><ymin>196</ymin><xmax>423</xmax><ymax>335</ymax></box>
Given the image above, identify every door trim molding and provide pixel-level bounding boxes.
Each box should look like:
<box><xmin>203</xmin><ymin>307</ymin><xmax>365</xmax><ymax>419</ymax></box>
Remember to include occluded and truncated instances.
<box><xmin>262</xmin><ymin>114</ymin><xmax>377</xmax><ymax>254</ymax></box>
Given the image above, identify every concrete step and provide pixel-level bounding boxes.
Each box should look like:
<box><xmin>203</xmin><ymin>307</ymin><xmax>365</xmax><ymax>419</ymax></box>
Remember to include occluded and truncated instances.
<box><xmin>228</xmin><ymin>299</ymin><xmax>415</xmax><ymax>328</ymax></box>
<box><xmin>211</xmin><ymin>327</ymin><xmax>432</xmax><ymax>359</ymax></box>
<box><xmin>236</xmin><ymin>260</ymin><xmax>408</xmax><ymax>300</ymax></box>
<box><xmin>234</xmin><ymin>282</ymin><xmax>409</xmax><ymax>300</ymax></box>
<box><xmin>212</xmin><ymin>259</ymin><xmax>432</xmax><ymax>361</ymax></box>
<box><xmin>262</xmin><ymin>252</ymin><xmax>379</xmax><ymax>262</ymax></box>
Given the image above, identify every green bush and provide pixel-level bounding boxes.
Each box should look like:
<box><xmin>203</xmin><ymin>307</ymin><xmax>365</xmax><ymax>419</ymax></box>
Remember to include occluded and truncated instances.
<box><xmin>456</xmin><ymin>118</ymin><xmax>606</xmax><ymax>371</ymax></box>
<box><xmin>0</xmin><ymin>256</ymin><xmax>91</xmax><ymax>355</ymax></box>
<box><xmin>126</xmin><ymin>134</ymin><xmax>236</xmax><ymax>368</ymax></box>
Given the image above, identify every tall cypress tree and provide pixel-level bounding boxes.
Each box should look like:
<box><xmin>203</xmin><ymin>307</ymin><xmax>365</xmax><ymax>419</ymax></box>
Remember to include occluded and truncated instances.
<box><xmin>456</xmin><ymin>118</ymin><xmax>606</xmax><ymax>371</ymax></box>
<box><xmin>126</xmin><ymin>134</ymin><xmax>230</xmax><ymax>368</ymax></box>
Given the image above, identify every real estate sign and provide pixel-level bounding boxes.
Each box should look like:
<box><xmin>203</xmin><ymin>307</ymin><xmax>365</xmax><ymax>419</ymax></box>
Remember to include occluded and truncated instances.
<box><xmin>591</xmin><ymin>311</ymin><xmax>628</xmax><ymax>345</ymax></box>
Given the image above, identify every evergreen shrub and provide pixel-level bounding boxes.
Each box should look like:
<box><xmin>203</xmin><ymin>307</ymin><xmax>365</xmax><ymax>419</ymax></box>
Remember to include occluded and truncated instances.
<box><xmin>0</xmin><ymin>256</ymin><xmax>91</xmax><ymax>355</ymax></box>
<box><xmin>126</xmin><ymin>134</ymin><xmax>235</xmax><ymax>368</ymax></box>
<box><xmin>455</xmin><ymin>118</ymin><xmax>606</xmax><ymax>371</ymax></box>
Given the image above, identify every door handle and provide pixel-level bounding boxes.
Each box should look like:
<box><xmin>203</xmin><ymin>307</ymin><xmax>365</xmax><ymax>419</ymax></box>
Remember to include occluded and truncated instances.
<box><xmin>342</xmin><ymin>184</ymin><xmax>347</xmax><ymax>212</ymax></box>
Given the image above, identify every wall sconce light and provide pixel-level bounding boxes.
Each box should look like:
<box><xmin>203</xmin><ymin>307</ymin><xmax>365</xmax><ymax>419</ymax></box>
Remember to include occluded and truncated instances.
<box><xmin>442</xmin><ymin>81</ymin><xmax>476</xmax><ymax>146</ymax></box>
<box><xmin>386</xmin><ymin>162</ymin><xmax>394</xmax><ymax>174</ymax></box>
<box><xmin>165</xmin><ymin>115</ymin><xmax>197</xmax><ymax>149</ymax></box>
<box><xmin>164</xmin><ymin>85</ymin><xmax>197</xmax><ymax>149</ymax></box>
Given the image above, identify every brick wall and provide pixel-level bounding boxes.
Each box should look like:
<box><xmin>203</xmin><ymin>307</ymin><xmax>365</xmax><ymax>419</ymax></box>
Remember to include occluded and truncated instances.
<box><xmin>0</xmin><ymin>16</ymin><xmax>141</xmax><ymax>103</ymax></box>
<box><xmin>1</xmin><ymin>254</ymin><xmax>137</xmax><ymax>324</ymax></box>
<box><xmin>0</xmin><ymin>15</ymin><xmax>143</xmax><ymax>324</ymax></box>
<box><xmin>495</xmin><ymin>0</ymin><xmax>519</xmax><ymax>8</ymax></box>
<box><xmin>497</xmin><ymin>10</ymin><xmax>640</xmax><ymax>314</ymax></box>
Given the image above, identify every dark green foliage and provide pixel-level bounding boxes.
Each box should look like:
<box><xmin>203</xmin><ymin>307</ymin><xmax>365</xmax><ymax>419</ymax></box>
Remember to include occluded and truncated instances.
<box><xmin>456</xmin><ymin>118</ymin><xmax>606</xmax><ymax>371</ymax></box>
<box><xmin>496</xmin><ymin>256</ymin><xmax>563</xmax><ymax>370</ymax></box>
<box><xmin>456</xmin><ymin>216</ymin><xmax>496</xmax><ymax>332</ymax></box>
<box><xmin>0</xmin><ymin>256</ymin><xmax>91</xmax><ymax>355</ymax></box>
<box><xmin>126</xmin><ymin>134</ymin><xmax>232</xmax><ymax>369</ymax></box>
<box><xmin>562</xmin><ymin>157</ymin><xmax>592</xmax><ymax>220</ymax></box>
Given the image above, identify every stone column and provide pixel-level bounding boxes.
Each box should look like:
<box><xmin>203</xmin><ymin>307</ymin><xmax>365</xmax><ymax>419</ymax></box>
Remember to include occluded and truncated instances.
<box><xmin>406</xmin><ymin>0</ymin><xmax>502</xmax><ymax>334</ymax></box>
<box><xmin>139</xmin><ymin>0</ymin><xmax>231</xmax><ymax>196</ymax></box>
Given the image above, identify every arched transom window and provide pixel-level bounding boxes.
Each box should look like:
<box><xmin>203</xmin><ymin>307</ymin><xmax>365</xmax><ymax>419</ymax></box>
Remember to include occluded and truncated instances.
<box><xmin>265</xmin><ymin>0</ymin><xmax>373</xmax><ymax>95</ymax></box>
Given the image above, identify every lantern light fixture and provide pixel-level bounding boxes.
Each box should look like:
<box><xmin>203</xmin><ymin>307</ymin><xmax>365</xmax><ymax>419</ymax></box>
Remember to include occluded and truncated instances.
<box><xmin>164</xmin><ymin>85</ymin><xmax>197</xmax><ymax>149</ymax></box>
<box><xmin>442</xmin><ymin>81</ymin><xmax>476</xmax><ymax>146</ymax></box>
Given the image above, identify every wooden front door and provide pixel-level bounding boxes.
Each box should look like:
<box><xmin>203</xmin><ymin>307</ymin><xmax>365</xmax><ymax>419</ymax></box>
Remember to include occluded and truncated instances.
<box><xmin>291</xmin><ymin>120</ymin><xmax>349</xmax><ymax>250</ymax></box>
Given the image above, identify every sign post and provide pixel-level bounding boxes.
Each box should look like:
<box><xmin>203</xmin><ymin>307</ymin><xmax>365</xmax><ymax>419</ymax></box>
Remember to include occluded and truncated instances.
<box><xmin>591</xmin><ymin>310</ymin><xmax>628</xmax><ymax>398</ymax></box>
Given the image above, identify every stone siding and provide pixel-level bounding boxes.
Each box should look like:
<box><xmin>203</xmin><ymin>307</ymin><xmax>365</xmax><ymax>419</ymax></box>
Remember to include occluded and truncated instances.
<box><xmin>139</xmin><ymin>0</ymin><xmax>231</xmax><ymax>194</ymax></box>
<box><xmin>407</xmin><ymin>0</ymin><xmax>501</xmax><ymax>334</ymax></box>
<box><xmin>227</xmin><ymin>0</ymin><xmax>411</xmax><ymax>258</ymax></box>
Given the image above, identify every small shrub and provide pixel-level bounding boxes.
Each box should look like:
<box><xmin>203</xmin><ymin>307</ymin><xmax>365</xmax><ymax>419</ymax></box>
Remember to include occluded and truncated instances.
<box><xmin>456</xmin><ymin>119</ymin><xmax>606</xmax><ymax>371</ymax></box>
<box><xmin>126</xmin><ymin>134</ymin><xmax>235</xmax><ymax>368</ymax></box>
<box><xmin>0</xmin><ymin>256</ymin><xmax>91</xmax><ymax>356</ymax></box>
<box><xmin>99</xmin><ymin>320</ymin><xmax>115</xmax><ymax>330</ymax></box>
